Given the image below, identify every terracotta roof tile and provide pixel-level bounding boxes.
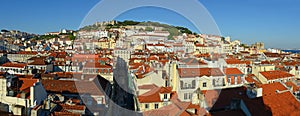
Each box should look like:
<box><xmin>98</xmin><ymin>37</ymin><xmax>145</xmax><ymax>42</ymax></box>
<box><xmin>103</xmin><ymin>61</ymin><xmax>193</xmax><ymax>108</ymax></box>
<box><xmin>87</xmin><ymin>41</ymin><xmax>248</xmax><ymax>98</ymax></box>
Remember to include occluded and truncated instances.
<box><xmin>285</xmin><ymin>81</ymin><xmax>300</xmax><ymax>92</ymax></box>
<box><xmin>143</xmin><ymin>100</ymin><xmax>202</xmax><ymax>116</ymax></box>
<box><xmin>42</xmin><ymin>80</ymin><xmax>104</xmax><ymax>96</ymax></box>
<box><xmin>28</xmin><ymin>59</ymin><xmax>46</xmax><ymax>65</ymax></box>
<box><xmin>17</xmin><ymin>51</ymin><xmax>38</xmax><ymax>55</ymax></box>
<box><xmin>245</xmin><ymin>74</ymin><xmax>261</xmax><ymax>85</ymax></box>
<box><xmin>84</xmin><ymin>62</ymin><xmax>112</xmax><ymax>69</ymax></box>
<box><xmin>223</xmin><ymin>68</ymin><xmax>243</xmax><ymax>75</ymax></box>
<box><xmin>1</xmin><ymin>62</ymin><xmax>27</xmax><ymax>68</ymax></box>
<box><xmin>138</xmin><ymin>86</ymin><xmax>172</xmax><ymax>103</ymax></box>
<box><xmin>60</xmin><ymin>104</ymin><xmax>85</xmax><ymax>110</ymax></box>
<box><xmin>19</xmin><ymin>78</ymin><xmax>38</xmax><ymax>91</ymax></box>
<box><xmin>261</xmin><ymin>82</ymin><xmax>300</xmax><ymax>115</ymax></box>
<box><xmin>260</xmin><ymin>70</ymin><xmax>294</xmax><ymax>80</ymax></box>
<box><xmin>282</xmin><ymin>61</ymin><xmax>300</xmax><ymax>66</ymax></box>
<box><xmin>195</xmin><ymin>43</ymin><xmax>206</xmax><ymax>47</ymax></box>
<box><xmin>225</xmin><ymin>58</ymin><xmax>246</xmax><ymax>64</ymax></box>
<box><xmin>194</xmin><ymin>53</ymin><xmax>210</xmax><ymax>58</ymax></box>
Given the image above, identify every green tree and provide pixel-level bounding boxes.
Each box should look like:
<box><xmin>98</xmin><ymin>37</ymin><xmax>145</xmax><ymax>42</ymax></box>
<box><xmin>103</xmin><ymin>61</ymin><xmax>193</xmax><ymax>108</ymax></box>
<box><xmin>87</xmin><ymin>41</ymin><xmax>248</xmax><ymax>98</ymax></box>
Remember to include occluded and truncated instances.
<box><xmin>145</xmin><ymin>27</ymin><xmax>154</xmax><ymax>32</ymax></box>
<box><xmin>69</xmin><ymin>34</ymin><xmax>76</xmax><ymax>40</ymax></box>
<box><xmin>167</xmin><ymin>27</ymin><xmax>179</xmax><ymax>40</ymax></box>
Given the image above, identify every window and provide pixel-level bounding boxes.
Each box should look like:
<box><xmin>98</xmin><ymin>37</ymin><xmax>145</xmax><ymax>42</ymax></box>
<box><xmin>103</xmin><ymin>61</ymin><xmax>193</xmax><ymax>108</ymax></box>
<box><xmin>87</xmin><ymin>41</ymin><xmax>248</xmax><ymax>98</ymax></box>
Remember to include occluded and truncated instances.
<box><xmin>96</xmin><ymin>97</ymin><xmax>103</xmax><ymax>104</ymax></box>
<box><xmin>154</xmin><ymin>104</ymin><xmax>159</xmax><ymax>109</ymax></box>
<box><xmin>180</xmin><ymin>81</ymin><xmax>183</xmax><ymax>89</ymax></box>
<box><xmin>184</xmin><ymin>93</ymin><xmax>188</xmax><ymax>99</ymax></box>
<box><xmin>203</xmin><ymin>82</ymin><xmax>207</xmax><ymax>87</ymax></box>
<box><xmin>188</xmin><ymin>93</ymin><xmax>192</xmax><ymax>99</ymax></box>
<box><xmin>192</xmin><ymin>80</ymin><xmax>196</xmax><ymax>88</ymax></box>
<box><xmin>164</xmin><ymin>94</ymin><xmax>168</xmax><ymax>99</ymax></box>
<box><xmin>145</xmin><ymin>104</ymin><xmax>149</xmax><ymax>109</ymax></box>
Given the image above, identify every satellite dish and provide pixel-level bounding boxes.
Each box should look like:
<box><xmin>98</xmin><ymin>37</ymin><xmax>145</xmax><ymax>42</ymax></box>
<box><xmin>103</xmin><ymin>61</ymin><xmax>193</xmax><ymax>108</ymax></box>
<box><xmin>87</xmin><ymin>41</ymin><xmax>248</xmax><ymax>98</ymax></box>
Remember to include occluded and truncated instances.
<box><xmin>7</xmin><ymin>82</ymin><xmax>11</xmax><ymax>87</ymax></box>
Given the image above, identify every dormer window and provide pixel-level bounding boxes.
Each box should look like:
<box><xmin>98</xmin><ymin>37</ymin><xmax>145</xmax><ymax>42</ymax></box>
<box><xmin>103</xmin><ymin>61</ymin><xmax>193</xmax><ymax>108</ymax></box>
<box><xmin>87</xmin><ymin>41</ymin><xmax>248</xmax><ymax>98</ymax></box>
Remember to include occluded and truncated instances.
<box><xmin>203</xmin><ymin>82</ymin><xmax>207</xmax><ymax>87</ymax></box>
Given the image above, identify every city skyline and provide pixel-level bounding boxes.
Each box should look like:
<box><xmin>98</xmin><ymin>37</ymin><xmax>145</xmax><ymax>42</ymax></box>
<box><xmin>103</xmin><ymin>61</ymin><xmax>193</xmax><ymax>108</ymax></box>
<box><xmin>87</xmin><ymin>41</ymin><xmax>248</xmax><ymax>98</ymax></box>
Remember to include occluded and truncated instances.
<box><xmin>1</xmin><ymin>0</ymin><xmax>300</xmax><ymax>48</ymax></box>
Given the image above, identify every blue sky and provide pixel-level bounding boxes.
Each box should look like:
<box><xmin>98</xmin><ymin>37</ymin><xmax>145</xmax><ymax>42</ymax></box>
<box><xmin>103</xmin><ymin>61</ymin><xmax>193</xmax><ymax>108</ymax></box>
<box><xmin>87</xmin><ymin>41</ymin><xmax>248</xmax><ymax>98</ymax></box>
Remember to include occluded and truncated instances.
<box><xmin>0</xmin><ymin>0</ymin><xmax>299</xmax><ymax>49</ymax></box>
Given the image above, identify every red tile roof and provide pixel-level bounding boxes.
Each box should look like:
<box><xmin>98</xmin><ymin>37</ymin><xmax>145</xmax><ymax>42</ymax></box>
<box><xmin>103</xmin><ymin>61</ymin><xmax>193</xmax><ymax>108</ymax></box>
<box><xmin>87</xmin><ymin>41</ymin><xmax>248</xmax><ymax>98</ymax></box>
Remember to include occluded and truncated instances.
<box><xmin>60</xmin><ymin>104</ymin><xmax>85</xmax><ymax>110</ymax></box>
<box><xmin>133</xmin><ymin>64</ymin><xmax>152</xmax><ymax>79</ymax></box>
<box><xmin>261</xmin><ymin>82</ymin><xmax>300</xmax><ymax>115</ymax></box>
<box><xmin>178</xmin><ymin>68</ymin><xmax>224</xmax><ymax>78</ymax></box>
<box><xmin>260</xmin><ymin>70</ymin><xmax>294</xmax><ymax>80</ymax></box>
<box><xmin>223</xmin><ymin>68</ymin><xmax>243</xmax><ymax>75</ymax></box>
<box><xmin>1</xmin><ymin>62</ymin><xmax>27</xmax><ymax>68</ymax></box>
<box><xmin>49</xmin><ymin>52</ymin><xmax>67</xmax><ymax>58</ymax></box>
<box><xmin>264</xmin><ymin>52</ymin><xmax>281</xmax><ymax>58</ymax></box>
<box><xmin>42</xmin><ymin>80</ymin><xmax>104</xmax><ymax>96</ymax></box>
<box><xmin>245</xmin><ymin>74</ymin><xmax>261</xmax><ymax>85</ymax></box>
<box><xmin>225</xmin><ymin>59</ymin><xmax>246</xmax><ymax>64</ymax></box>
<box><xmin>17</xmin><ymin>51</ymin><xmax>38</xmax><ymax>55</ymax></box>
<box><xmin>195</xmin><ymin>43</ymin><xmax>206</xmax><ymax>47</ymax></box>
<box><xmin>261</xmin><ymin>82</ymin><xmax>287</xmax><ymax>96</ymax></box>
<box><xmin>28</xmin><ymin>59</ymin><xmax>46</xmax><ymax>65</ymax></box>
<box><xmin>143</xmin><ymin>102</ymin><xmax>187</xmax><ymax>116</ymax></box>
<box><xmin>194</xmin><ymin>53</ymin><xmax>210</xmax><ymax>58</ymax></box>
<box><xmin>143</xmin><ymin>100</ymin><xmax>202</xmax><ymax>116</ymax></box>
<box><xmin>19</xmin><ymin>78</ymin><xmax>38</xmax><ymax>91</ymax></box>
<box><xmin>285</xmin><ymin>81</ymin><xmax>300</xmax><ymax>92</ymax></box>
<box><xmin>282</xmin><ymin>61</ymin><xmax>300</xmax><ymax>66</ymax></box>
<box><xmin>138</xmin><ymin>86</ymin><xmax>172</xmax><ymax>103</ymax></box>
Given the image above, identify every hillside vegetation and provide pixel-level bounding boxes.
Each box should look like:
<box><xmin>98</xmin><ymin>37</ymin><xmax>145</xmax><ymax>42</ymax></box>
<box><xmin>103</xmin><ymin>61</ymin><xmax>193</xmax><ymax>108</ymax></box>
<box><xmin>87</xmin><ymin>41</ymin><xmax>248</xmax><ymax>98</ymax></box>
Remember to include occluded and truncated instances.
<box><xmin>79</xmin><ymin>20</ymin><xmax>196</xmax><ymax>39</ymax></box>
